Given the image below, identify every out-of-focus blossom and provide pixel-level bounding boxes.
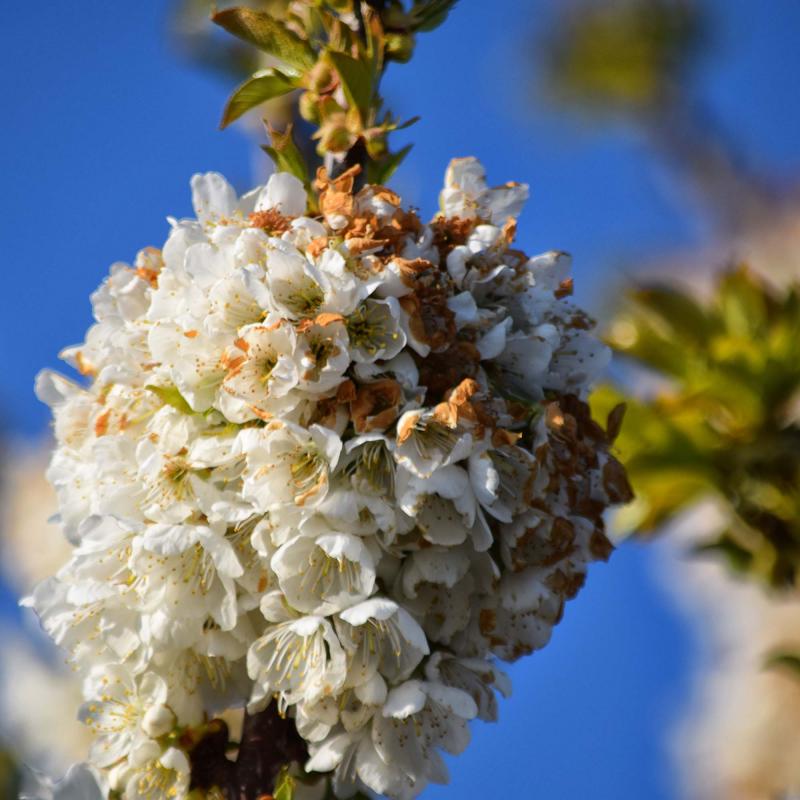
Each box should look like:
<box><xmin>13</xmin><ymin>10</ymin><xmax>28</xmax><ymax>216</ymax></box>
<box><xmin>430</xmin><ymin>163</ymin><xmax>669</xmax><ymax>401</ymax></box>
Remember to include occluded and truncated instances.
<box><xmin>0</xmin><ymin>633</ymin><xmax>92</xmax><ymax>777</ymax></box>
<box><xmin>1</xmin><ymin>443</ymin><xmax>67</xmax><ymax>591</ymax></box>
<box><xmin>655</xmin><ymin>501</ymin><xmax>800</xmax><ymax>800</ymax></box>
<box><xmin>0</xmin><ymin>447</ymin><xmax>90</xmax><ymax>776</ymax></box>
<box><xmin>19</xmin><ymin>762</ymin><xmax>104</xmax><ymax>800</ymax></box>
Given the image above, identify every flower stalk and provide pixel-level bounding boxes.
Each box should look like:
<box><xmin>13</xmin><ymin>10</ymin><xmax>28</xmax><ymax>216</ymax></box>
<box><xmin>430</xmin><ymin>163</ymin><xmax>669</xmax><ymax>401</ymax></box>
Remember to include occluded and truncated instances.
<box><xmin>188</xmin><ymin>708</ymin><xmax>307</xmax><ymax>799</ymax></box>
<box><xmin>213</xmin><ymin>1</ymin><xmax>456</xmax><ymax>186</ymax></box>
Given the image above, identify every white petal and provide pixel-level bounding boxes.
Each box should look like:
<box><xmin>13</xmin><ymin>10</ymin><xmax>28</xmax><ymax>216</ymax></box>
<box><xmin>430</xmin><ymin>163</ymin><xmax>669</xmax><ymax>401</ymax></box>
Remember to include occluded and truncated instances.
<box><xmin>257</xmin><ymin>172</ymin><xmax>307</xmax><ymax>216</ymax></box>
<box><xmin>191</xmin><ymin>172</ymin><xmax>237</xmax><ymax>223</ymax></box>
<box><xmin>383</xmin><ymin>681</ymin><xmax>426</xmax><ymax>719</ymax></box>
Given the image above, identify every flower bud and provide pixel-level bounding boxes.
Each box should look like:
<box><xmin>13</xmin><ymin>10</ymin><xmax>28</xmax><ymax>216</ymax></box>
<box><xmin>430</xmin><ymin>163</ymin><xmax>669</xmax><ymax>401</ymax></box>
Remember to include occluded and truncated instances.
<box><xmin>142</xmin><ymin>703</ymin><xmax>176</xmax><ymax>738</ymax></box>
<box><xmin>299</xmin><ymin>91</ymin><xmax>321</xmax><ymax>124</ymax></box>
<box><xmin>318</xmin><ymin>124</ymin><xmax>356</xmax><ymax>155</ymax></box>
<box><xmin>385</xmin><ymin>32</ymin><xmax>415</xmax><ymax>64</ymax></box>
<box><xmin>365</xmin><ymin>132</ymin><xmax>388</xmax><ymax>159</ymax></box>
<box><xmin>307</xmin><ymin>61</ymin><xmax>335</xmax><ymax>95</ymax></box>
<box><xmin>383</xmin><ymin>1</ymin><xmax>410</xmax><ymax>29</ymax></box>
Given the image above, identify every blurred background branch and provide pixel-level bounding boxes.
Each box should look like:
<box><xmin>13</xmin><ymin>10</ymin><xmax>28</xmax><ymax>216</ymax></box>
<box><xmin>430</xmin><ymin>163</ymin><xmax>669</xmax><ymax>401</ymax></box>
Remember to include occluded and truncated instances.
<box><xmin>540</xmin><ymin>0</ymin><xmax>782</xmax><ymax>234</ymax></box>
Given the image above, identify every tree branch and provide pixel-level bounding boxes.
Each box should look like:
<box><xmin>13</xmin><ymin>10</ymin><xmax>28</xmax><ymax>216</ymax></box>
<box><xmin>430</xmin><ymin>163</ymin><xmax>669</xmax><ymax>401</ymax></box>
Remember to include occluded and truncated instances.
<box><xmin>189</xmin><ymin>705</ymin><xmax>308</xmax><ymax>800</ymax></box>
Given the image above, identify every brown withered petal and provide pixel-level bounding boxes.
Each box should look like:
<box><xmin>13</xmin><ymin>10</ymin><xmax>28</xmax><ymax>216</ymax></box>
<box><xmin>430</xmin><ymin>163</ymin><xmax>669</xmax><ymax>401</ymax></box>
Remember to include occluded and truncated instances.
<box><xmin>602</xmin><ymin>457</ymin><xmax>635</xmax><ymax>504</ymax></box>
<box><xmin>430</xmin><ymin>215</ymin><xmax>478</xmax><ymax>258</ymax></box>
<box><xmin>344</xmin><ymin>237</ymin><xmax>391</xmax><ymax>256</ymax></box>
<box><xmin>400</xmin><ymin>286</ymin><xmax>456</xmax><ymax>353</ymax></box>
<box><xmin>350</xmin><ymin>379</ymin><xmax>403</xmax><ymax>433</ymax></box>
<box><xmin>554</xmin><ymin>278</ymin><xmax>574</xmax><ymax>300</ymax></box>
<box><xmin>433</xmin><ymin>378</ymin><xmax>481</xmax><ymax>428</ymax></box>
<box><xmin>336</xmin><ymin>379</ymin><xmax>357</xmax><ymax>404</ymax></box>
<box><xmin>392</xmin><ymin>257</ymin><xmax>436</xmax><ymax>288</ymax></box>
<box><xmin>314</xmin><ymin>165</ymin><xmax>361</xmax><ymax>222</ymax></box>
<box><xmin>295</xmin><ymin>313</ymin><xmax>345</xmax><ymax>334</ymax></box>
<box><xmin>501</xmin><ymin>218</ymin><xmax>517</xmax><ymax>246</ymax></box>
<box><xmin>492</xmin><ymin>428</ymin><xmax>523</xmax><ymax>448</ymax></box>
<box><xmin>417</xmin><ymin>341</ymin><xmax>481</xmax><ymax>401</ymax></box>
<box><xmin>249</xmin><ymin>209</ymin><xmax>292</xmax><ymax>234</ymax></box>
<box><xmin>306</xmin><ymin>236</ymin><xmax>329</xmax><ymax>259</ymax></box>
<box><xmin>605</xmin><ymin>402</ymin><xmax>627</xmax><ymax>444</ymax></box>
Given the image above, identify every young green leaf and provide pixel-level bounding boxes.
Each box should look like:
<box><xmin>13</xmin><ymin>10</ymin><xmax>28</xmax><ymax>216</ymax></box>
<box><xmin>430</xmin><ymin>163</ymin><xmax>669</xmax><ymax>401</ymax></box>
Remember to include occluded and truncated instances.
<box><xmin>765</xmin><ymin>651</ymin><xmax>800</xmax><ymax>679</ymax></box>
<box><xmin>212</xmin><ymin>7</ymin><xmax>315</xmax><ymax>72</ymax></box>
<box><xmin>273</xmin><ymin>768</ymin><xmax>295</xmax><ymax>800</ymax></box>
<box><xmin>411</xmin><ymin>0</ymin><xmax>460</xmax><ymax>32</ymax></box>
<box><xmin>327</xmin><ymin>50</ymin><xmax>374</xmax><ymax>120</ymax></box>
<box><xmin>262</xmin><ymin>123</ymin><xmax>310</xmax><ymax>185</ymax></box>
<box><xmin>693</xmin><ymin>533</ymin><xmax>754</xmax><ymax>574</ymax></box>
<box><xmin>221</xmin><ymin>69</ymin><xmax>298</xmax><ymax>129</ymax></box>
<box><xmin>629</xmin><ymin>283</ymin><xmax>714</xmax><ymax>345</ymax></box>
<box><xmin>367</xmin><ymin>144</ymin><xmax>412</xmax><ymax>185</ymax></box>
<box><xmin>145</xmin><ymin>384</ymin><xmax>195</xmax><ymax>415</ymax></box>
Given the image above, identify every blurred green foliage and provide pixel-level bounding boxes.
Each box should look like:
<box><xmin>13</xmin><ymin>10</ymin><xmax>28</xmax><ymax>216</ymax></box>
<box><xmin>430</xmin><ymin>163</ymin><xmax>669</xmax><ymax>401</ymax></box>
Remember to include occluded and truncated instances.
<box><xmin>594</xmin><ymin>267</ymin><xmax>800</xmax><ymax>588</ymax></box>
<box><xmin>543</xmin><ymin>0</ymin><xmax>704</xmax><ymax>113</ymax></box>
<box><xmin>0</xmin><ymin>747</ymin><xmax>20</xmax><ymax>799</ymax></box>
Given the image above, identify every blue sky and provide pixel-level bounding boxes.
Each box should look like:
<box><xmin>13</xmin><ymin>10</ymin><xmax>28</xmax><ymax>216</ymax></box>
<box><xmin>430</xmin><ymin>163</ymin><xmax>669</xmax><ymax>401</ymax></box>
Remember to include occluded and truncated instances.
<box><xmin>1</xmin><ymin>1</ymin><xmax>799</xmax><ymax>797</ymax></box>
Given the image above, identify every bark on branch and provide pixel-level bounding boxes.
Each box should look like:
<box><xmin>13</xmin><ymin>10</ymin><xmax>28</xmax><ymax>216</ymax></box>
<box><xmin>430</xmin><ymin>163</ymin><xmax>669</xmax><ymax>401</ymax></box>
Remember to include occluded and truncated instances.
<box><xmin>189</xmin><ymin>705</ymin><xmax>308</xmax><ymax>800</ymax></box>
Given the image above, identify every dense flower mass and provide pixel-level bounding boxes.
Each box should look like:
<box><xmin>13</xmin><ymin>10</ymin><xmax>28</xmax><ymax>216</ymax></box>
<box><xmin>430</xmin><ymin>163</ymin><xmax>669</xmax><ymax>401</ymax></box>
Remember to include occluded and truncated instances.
<box><xmin>31</xmin><ymin>157</ymin><xmax>631</xmax><ymax>799</ymax></box>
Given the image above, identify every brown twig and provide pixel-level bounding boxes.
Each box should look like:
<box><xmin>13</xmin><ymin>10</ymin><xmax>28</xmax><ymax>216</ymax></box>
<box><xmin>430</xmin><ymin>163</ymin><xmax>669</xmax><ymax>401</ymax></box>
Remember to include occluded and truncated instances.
<box><xmin>189</xmin><ymin>705</ymin><xmax>308</xmax><ymax>800</ymax></box>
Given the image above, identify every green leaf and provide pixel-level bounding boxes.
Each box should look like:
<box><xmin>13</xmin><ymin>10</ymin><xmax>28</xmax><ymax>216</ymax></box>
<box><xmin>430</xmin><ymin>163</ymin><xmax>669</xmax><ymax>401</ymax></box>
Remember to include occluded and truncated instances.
<box><xmin>146</xmin><ymin>384</ymin><xmax>195</xmax><ymax>415</ymax></box>
<box><xmin>262</xmin><ymin>124</ymin><xmax>309</xmax><ymax>185</ymax></box>
<box><xmin>221</xmin><ymin>69</ymin><xmax>298</xmax><ymax>128</ymax></box>
<box><xmin>765</xmin><ymin>651</ymin><xmax>800</xmax><ymax>679</ymax></box>
<box><xmin>393</xmin><ymin>115</ymin><xmax>420</xmax><ymax>131</ymax></box>
<box><xmin>273</xmin><ymin>769</ymin><xmax>295</xmax><ymax>800</ymax></box>
<box><xmin>327</xmin><ymin>50</ymin><xmax>374</xmax><ymax>119</ymax></box>
<box><xmin>693</xmin><ymin>533</ymin><xmax>753</xmax><ymax>574</ymax></box>
<box><xmin>629</xmin><ymin>283</ymin><xmax>713</xmax><ymax>345</ymax></box>
<box><xmin>212</xmin><ymin>7</ymin><xmax>315</xmax><ymax>72</ymax></box>
<box><xmin>717</xmin><ymin>267</ymin><xmax>768</xmax><ymax>339</ymax></box>
<box><xmin>367</xmin><ymin>144</ymin><xmax>412</xmax><ymax>185</ymax></box>
<box><xmin>411</xmin><ymin>0</ymin><xmax>460</xmax><ymax>32</ymax></box>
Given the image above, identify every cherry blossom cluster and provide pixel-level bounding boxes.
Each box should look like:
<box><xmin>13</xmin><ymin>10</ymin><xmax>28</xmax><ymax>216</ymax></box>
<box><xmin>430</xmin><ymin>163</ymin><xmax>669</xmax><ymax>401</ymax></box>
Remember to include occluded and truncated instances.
<box><xmin>30</xmin><ymin>158</ymin><xmax>631</xmax><ymax>799</ymax></box>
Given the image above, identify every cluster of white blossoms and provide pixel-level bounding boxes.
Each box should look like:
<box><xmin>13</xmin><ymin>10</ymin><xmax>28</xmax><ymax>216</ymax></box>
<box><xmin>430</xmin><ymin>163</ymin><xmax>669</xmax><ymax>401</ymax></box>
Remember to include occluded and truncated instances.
<box><xmin>30</xmin><ymin>157</ymin><xmax>631</xmax><ymax>799</ymax></box>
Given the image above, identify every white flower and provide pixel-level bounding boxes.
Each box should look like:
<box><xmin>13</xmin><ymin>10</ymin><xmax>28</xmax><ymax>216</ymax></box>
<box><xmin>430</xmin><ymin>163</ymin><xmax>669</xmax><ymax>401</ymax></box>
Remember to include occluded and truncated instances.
<box><xmin>147</xmin><ymin>321</ymin><xmax>229</xmax><ymax>412</ymax></box>
<box><xmin>397</xmin><ymin>547</ymin><xmax>483</xmax><ymax>644</ymax></box>
<box><xmin>424</xmin><ymin>652</ymin><xmax>511</xmax><ymax>722</ymax></box>
<box><xmin>309</xmin><ymin>680</ymin><xmax>477</xmax><ymax>799</ymax></box>
<box><xmin>30</xmin><ymin>158</ymin><xmax>629</xmax><ymax>798</ymax></box>
<box><xmin>398</xmin><ymin>465</ymin><xmax>491</xmax><ymax>551</ymax></box>
<box><xmin>262</xmin><ymin>239</ymin><xmax>329</xmax><ymax>319</ymax></box>
<box><xmin>370</xmin><ymin>680</ymin><xmax>477</xmax><ymax>795</ymax></box>
<box><xmin>473</xmin><ymin>568</ymin><xmax>561</xmax><ymax>661</ymax></box>
<box><xmin>295</xmin><ymin>316</ymin><xmax>351</xmax><ymax>394</ymax></box>
<box><xmin>272</xmin><ymin>530</ymin><xmax>377</xmax><ymax>615</ymax></box>
<box><xmin>345</xmin><ymin>298</ymin><xmax>406</xmax><ymax>363</ymax></box>
<box><xmin>221</xmin><ymin>321</ymin><xmax>301</xmax><ymax>418</ymax></box>
<box><xmin>247</xmin><ymin>615</ymin><xmax>347</xmax><ymax>712</ymax></box>
<box><xmin>256</xmin><ymin>171</ymin><xmax>307</xmax><ymax>216</ymax></box>
<box><xmin>191</xmin><ymin>172</ymin><xmax>240</xmax><ymax>224</ymax></box>
<box><xmin>394</xmin><ymin>408</ymin><xmax>473</xmax><ymax>478</ymax></box>
<box><xmin>132</xmin><ymin>522</ymin><xmax>243</xmax><ymax>639</ymax></box>
<box><xmin>240</xmin><ymin>421</ymin><xmax>342</xmax><ymax>511</ymax></box>
<box><xmin>468</xmin><ymin>442</ymin><xmax>536</xmax><ymax>523</ymax></box>
<box><xmin>336</xmin><ymin>597</ymin><xmax>429</xmax><ymax>687</ymax></box>
<box><xmin>440</xmin><ymin>156</ymin><xmax>529</xmax><ymax>225</ymax></box>
<box><xmin>79</xmin><ymin>665</ymin><xmax>170</xmax><ymax>767</ymax></box>
<box><xmin>123</xmin><ymin>743</ymin><xmax>191</xmax><ymax>800</ymax></box>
